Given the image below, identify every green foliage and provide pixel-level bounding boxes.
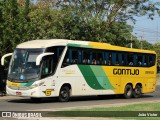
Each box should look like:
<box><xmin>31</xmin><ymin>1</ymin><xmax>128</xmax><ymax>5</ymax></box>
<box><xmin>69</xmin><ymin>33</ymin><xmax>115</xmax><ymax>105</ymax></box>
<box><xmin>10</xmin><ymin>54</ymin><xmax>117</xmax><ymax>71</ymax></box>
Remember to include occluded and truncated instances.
<box><xmin>153</xmin><ymin>42</ymin><xmax>160</xmax><ymax>63</ymax></box>
<box><xmin>0</xmin><ymin>0</ymin><xmax>19</xmax><ymax>56</ymax></box>
<box><xmin>153</xmin><ymin>42</ymin><xmax>160</xmax><ymax>54</ymax></box>
<box><xmin>58</xmin><ymin>0</ymin><xmax>160</xmax><ymax>30</ymax></box>
<box><xmin>48</xmin><ymin>102</ymin><xmax>160</xmax><ymax>118</ymax></box>
<box><xmin>141</xmin><ymin>40</ymin><xmax>154</xmax><ymax>50</ymax></box>
<box><xmin>0</xmin><ymin>0</ymin><xmax>159</xmax><ymax>59</ymax></box>
<box><xmin>0</xmin><ymin>0</ymin><xmax>31</xmax><ymax>57</ymax></box>
<box><xmin>57</xmin><ymin>2</ymin><xmax>133</xmax><ymax>45</ymax></box>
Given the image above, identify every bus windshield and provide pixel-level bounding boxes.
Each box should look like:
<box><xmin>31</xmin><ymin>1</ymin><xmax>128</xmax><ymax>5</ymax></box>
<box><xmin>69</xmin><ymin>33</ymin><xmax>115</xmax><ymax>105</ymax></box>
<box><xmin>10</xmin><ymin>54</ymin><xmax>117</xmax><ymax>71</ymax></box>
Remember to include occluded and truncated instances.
<box><xmin>8</xmin><ymin>48</ymin><xmax>44</xmax><ymax>81</ymax></box>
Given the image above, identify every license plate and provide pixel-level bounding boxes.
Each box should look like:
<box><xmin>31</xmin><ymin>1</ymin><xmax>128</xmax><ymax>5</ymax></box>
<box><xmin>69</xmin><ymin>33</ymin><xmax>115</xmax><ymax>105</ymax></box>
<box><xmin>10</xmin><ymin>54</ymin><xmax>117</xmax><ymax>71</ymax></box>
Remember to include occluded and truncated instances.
<box><xmin>16</xmin><ymin>92</ymin><xmax>22</xmax><ymax>96</ymax></box>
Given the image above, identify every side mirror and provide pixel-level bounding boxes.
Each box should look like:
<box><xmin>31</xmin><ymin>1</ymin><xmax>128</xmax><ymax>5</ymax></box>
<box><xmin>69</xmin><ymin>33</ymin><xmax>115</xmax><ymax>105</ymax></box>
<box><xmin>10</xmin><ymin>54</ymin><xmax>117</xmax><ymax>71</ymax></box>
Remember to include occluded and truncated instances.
<box><xmin>36</xmin><ymin>53</ymin><xmax>54</xmax><ymax>66</ymax></box>
<box><xmin>1</xmin><ymin>53</ymin><xmax>13</xmax><ymax>66</ymax></box>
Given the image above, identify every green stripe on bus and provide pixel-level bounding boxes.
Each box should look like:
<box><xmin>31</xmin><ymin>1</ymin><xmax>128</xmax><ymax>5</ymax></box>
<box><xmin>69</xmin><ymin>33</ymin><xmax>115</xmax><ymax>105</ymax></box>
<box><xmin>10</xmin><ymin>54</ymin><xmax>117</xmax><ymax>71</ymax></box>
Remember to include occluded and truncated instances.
<box><xmin>21</xmin><ymin>82</ymin><xmax>34</xmax><ymax>86</ymax></box>
<box><xmin>78</xmin><ymin>65</ymin><xmax>114</xmax><ymax>90</ymax></box>
<box><xmin>78</xmin><ymin>65</ymin><xmax>104</xmax><ymax>89</ymax></box>
<box><xmin>90</xmin><ymin>66</ymin><xmax>114</xmax><ymax>89</ymax></box>
<box><xmin>68</xmin><ymin>43</ymin><xmax>91</xmax><ymax>48</ymax></box>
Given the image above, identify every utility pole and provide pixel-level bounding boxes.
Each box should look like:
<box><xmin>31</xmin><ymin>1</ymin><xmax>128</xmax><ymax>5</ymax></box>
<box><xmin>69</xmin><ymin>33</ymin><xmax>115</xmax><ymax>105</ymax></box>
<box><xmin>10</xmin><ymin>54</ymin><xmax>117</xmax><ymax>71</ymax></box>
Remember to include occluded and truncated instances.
<box><xmin>157</xmin><ymin>19</ymin><xmax>159</xmax><ymax>43</ymax></box>
<box><xmin>140</xmin><ymin>36</ymin><xmax>143</xmax><ymax>49</ymax></box>
<box><xmin>130</xmin><ymin>34</ymin><xmax>133</xmax><ymax>48</ymax></box>
<box><xmin>140</xmin><ymin>31</ymin><xmax>144</xmax><ymax>49</ymax></box>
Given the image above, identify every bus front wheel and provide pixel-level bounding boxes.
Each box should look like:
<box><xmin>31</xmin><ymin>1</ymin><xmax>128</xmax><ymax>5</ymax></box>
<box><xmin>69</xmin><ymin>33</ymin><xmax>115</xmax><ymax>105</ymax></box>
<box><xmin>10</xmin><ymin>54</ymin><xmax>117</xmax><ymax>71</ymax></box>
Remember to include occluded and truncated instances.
<box><xmin>124</xmin><ymin>84</ymin><xmax>133</xmax><ymax>99</ymax></box>
<box><xmin>133</xmin><ymin>85</ymin><xmax>142</xmax><ymax>98</ymax></box>
<box><xmin>59</xmin><ymin>86</ymin><xmax>70</xmax><ymax>102</ymax></box>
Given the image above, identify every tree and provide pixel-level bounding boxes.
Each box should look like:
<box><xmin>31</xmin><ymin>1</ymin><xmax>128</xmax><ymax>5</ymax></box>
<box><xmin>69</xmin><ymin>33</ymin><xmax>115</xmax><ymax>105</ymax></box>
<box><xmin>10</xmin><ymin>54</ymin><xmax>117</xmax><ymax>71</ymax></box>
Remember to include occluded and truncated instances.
<box><xmin>0</xmin><ymin>0</ymin><xmax>31</xmax><ymax>56</ymax></box>
<box><xmin>0</xmin><ymin>0</ymin><xmax>158</xmax><ymax>58</ymax></box>
<box><xmin>153</xmin><ymin>42</ymin><xmax>160</xmax><ymax>64</ymax></box>
<box><xmin>56</xmin><ymin>0</ymin><xmax>160</xmax><ymax>31</ymax></box>
<box><xmin>49</xmin><ymin>0</ymin><xmax>159</xmax><ymax>46</ymax></box>
<box><xmin>0</xmin><ymin>1</ymin><xmax>3</xmax><ymax>58</ymax></box>
<box><xmin>1</xmin><ymin>0</ymin><xmax>19</xmax><ymax>55</ymax></box>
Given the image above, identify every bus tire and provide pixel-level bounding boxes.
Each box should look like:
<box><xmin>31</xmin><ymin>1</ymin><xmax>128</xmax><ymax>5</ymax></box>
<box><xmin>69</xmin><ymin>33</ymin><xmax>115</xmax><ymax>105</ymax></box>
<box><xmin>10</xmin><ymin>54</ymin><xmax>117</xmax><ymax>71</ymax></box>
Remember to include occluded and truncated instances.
<box><xmin>59</xmin><ymin>86</ymin><xmax>70</xmax><ymax>102</ymax></box>
<box><xmin>124</xmin><ymin>84</ymin><xmax>133</xmax><ymax>99</ymax></box>
<box><xmin>133</xmin><ymin>85</ymin><xmax>142</xmax><ymax>98</ymax></box>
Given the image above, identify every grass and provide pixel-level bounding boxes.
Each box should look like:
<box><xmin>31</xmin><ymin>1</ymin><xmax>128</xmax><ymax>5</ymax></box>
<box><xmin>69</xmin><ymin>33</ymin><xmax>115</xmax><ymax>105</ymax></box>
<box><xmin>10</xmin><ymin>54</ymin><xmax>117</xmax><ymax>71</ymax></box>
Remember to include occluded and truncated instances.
<box><xmin>47</xmin><ymin>102</ymin><xmax>160</xmax><ymax>119</ymax></box>
<box><xmin>74</xmin><ymin>102</ymin><xmax>160</xmax><ymax>111</ymax></box>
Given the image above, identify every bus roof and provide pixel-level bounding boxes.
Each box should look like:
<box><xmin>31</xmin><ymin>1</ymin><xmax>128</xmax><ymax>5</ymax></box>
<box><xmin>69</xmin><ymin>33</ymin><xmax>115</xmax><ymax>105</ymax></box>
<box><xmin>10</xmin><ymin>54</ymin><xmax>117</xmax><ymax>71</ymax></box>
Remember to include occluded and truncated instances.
<box><xmin>17</xmin><ymin>39</ymin><xmax>69</xmax><ymax>48</ymax></box>
<box><xmin>16</xmin><ymin>39</ymin><xmax>156</xmax><ymax>54</ymax></box>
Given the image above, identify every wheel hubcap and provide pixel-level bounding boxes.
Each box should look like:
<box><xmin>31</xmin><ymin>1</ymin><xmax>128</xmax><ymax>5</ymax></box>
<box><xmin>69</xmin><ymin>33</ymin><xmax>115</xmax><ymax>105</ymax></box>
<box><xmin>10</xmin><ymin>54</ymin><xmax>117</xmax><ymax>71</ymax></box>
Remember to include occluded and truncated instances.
<box><xmin>127</xmin><ymin>88</ymin><xmax>132</xmax><ymax>96</ymax></box>
<box><xmin>61</xmin><ymin>91</ymin><xmax>68</xmax><ymax>98</ymax></box>
<box><xmin>135</xmin><ymin>88</ymin><xmax>141</xmax><ymax>95</ymax></box>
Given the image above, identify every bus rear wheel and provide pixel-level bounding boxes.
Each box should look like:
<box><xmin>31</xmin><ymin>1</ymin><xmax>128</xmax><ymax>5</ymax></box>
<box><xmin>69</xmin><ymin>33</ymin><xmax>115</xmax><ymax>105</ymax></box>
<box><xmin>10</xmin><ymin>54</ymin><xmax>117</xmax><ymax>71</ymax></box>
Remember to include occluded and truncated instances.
<box><xmin>59</xmin><ymin>86</ymin><xmax>70</xmax><ymax>102</ymax></box>
<box><xmin>133</xmin><ymin>85</ymin><xmax>142</xmax><ymax>98</ymax></box>
<box><xmin>124</xmin><ymin>84</ymin><xmax>133</xmax><ymax>99</ymax></box>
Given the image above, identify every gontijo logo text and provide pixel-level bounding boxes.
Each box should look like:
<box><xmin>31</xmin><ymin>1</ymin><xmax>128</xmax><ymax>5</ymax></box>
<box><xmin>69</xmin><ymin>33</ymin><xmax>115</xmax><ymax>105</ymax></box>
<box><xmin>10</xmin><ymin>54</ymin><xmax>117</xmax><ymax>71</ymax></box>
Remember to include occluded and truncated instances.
<box><xmin>113</xmin><ymin>68</ymin><xmax>139</xmax><ymax>75</ymax></box>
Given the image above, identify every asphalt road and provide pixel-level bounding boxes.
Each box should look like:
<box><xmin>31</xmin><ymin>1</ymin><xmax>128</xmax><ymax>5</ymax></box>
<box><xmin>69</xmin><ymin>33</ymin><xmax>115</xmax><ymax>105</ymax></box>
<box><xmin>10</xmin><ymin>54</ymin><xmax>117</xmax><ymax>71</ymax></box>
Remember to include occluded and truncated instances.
<box><xmin>0</xmin><ymin>85</ymin><xmax>160</xmax><ymax>111</ymax></box>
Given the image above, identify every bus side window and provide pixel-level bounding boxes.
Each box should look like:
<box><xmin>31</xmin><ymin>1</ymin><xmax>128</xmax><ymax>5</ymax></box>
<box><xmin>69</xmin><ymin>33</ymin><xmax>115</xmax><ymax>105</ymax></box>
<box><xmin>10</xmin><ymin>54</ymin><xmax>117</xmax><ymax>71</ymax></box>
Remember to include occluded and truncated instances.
<box><xmin>137</xmin><ymin>54</ymin><xmax>142</xmax><ymax>66</ymax></box>
<box><xmin>46</xmin><ymin>46</ymin><xmax>64</xmax><ymax>63</ymax></box>
<box><xmin>112</xmin><ymin>52</ymin><xmax>116</xmax><ymax>65</ymax></box>
<box><xmin>91</xmin><ymin>50</ymin><xmax>104</xmax><ymax>65</ymax></box>
<box><xmin>133</xmin><ymin>54</ymin><xmax>137</xmax><ymax>66</ymax></box>
<box><xmin>148</xmin><ymin>55</ymin><xmax>155</xmax><ymax>66</ymax></box>
<box><xmin>92</xmin><ymin>50</ymin><xmax>96</xmax><ymax>65</ymax></box>
<box><xmin>41</xmin><ymin>56</ymin><xmax>54</xmax><ymax>79</ymax></box>
<box><xmin>62</xmin><ymin>47</ymin><xmax>81</xmax><ymax>67</ymax></box>
<box><xmin>62</xmin><ymin>48</ymin><xmax>70</xmax><ymax>67</ymax></box>
<box><xmin>121</xmin><ymin>53</ymin><xmax>125</xmax><ymax>65</ymax></box>
<box><xmin>128</xmin><ymin>53</ymin><xmax>134</xmax><ymax>66</ymax></box>
<box><xmin>112</xmin><ymin>52</ymin><xmax>120</xmax><ymax>66</ymax></box>
<box><xmin>124</xmin><ymin>53</ymin><xmax>128</xmax><ymax>65</ymax></box>
<box><xmin>108</xmin><ymin>53</ymin><xmax>112</xmax><ymax>65</ymax></box>
<box><xmin>115</xmin><ymin>53</ymin><xmax>120</xmax><ymax>66</ymax></box>
<box><xmin>78</xmin><ymin>50</ymin><xmax>82</xmax><ymax>64</ymax></box>
<box><xmin>118</xmin><ymin>53</ymin><xmax>122</xmax><ymax>66</ymax></box>
<box><xmin>104</xmin><ymin>52</ymin><xmax>109</xmax><ymax>65</ymax></box>
<box><xmin>97</xmin><ymin>51</ymin><xmax>103</xmax><ymax>65</ymax></box>
<box><xmin>83</xmin><ymin>49</ymin><xmax>91</xmax><ymax>64</ymax></box>
<box><xmin>72</xmin><ymin>48</ymin><xmax>78</xmax><ymax>64</ymax></box>
<box><xmin>142</xmin><ymin>55</ymin><xmax>148</xmax><ymax>66</ymax></box>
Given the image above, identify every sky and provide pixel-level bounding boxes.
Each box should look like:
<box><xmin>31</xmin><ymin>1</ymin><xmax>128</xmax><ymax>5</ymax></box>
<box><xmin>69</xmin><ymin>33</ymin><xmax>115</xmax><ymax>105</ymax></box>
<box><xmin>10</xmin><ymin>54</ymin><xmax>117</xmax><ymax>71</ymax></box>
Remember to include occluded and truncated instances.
<box><xmin>132</xmin><ymin>0</ymin><xmax>160</xmax><ymax>44</ymax></box>
<box><xmin>132</xmin><ymin>15</ymin><xmax>160</xmax><ymax>44</ymax></box>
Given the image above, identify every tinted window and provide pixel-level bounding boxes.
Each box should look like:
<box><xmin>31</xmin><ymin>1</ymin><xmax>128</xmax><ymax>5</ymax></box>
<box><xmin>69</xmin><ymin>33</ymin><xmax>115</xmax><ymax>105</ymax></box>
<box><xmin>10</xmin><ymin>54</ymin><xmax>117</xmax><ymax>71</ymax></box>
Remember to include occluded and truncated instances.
<box><xmin>61</xmin><ymin>46</ymin><xmax>156</xmax><ymax>68</ymax></box>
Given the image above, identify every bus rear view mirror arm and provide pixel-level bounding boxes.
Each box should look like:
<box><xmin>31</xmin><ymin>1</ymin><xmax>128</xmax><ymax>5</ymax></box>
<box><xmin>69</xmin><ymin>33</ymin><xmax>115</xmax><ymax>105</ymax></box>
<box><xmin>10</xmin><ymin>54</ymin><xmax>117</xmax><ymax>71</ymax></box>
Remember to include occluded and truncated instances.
<box><xmin>1</xmin><ymin>53</ymin><xmax>13</xmax><ymax>66</ymax></box>
<box><xmin>36</xmin><ymin>52</ymin><xmax>54</xmax><ymax>66</ymax></box>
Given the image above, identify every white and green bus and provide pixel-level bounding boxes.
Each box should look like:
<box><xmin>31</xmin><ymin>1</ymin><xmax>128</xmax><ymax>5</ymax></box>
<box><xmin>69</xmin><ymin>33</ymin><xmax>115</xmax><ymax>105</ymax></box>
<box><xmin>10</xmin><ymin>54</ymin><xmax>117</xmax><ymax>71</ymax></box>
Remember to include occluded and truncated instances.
<box><xmin>1</xmin><ymin>39</ymin><xmax>157</xmax><ymax>102</ymax></box>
